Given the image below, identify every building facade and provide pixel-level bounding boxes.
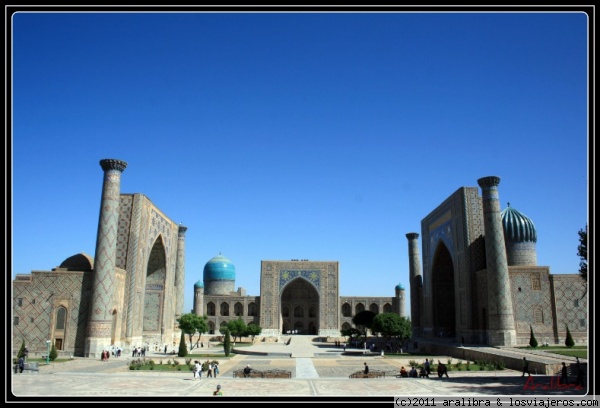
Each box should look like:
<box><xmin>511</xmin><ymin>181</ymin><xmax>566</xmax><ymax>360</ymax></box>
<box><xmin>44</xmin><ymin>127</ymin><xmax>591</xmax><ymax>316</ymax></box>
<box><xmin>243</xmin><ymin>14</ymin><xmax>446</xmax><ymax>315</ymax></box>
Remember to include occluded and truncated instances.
<box><xmin>407</xmin><ymin>176</ymin><xmax>587</xmax><ymax>346</ymax></box>
<box><xmin>12</xmin><ymin>162</ymin><xmax>586</xmax><ymax>357</ymax></box>
<box><xmin>12</xmin><ymin>159</ymin><xmax>186</xmax><ymax>357</ymax></box>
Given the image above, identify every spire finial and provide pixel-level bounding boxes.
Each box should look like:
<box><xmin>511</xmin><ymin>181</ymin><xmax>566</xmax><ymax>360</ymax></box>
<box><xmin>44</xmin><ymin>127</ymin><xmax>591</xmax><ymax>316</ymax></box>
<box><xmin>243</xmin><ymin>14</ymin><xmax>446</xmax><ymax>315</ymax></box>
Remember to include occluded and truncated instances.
<box><xmin>507</xmin><ymin>202</ymin><xmax>510</xmax><ymax>207</ymax></box>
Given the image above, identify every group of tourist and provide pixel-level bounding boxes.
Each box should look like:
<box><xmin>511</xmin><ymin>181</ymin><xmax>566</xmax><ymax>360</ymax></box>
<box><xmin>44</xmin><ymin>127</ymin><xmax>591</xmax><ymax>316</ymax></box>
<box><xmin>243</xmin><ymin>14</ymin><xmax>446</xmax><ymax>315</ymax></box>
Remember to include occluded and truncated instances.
<box><xmin>192</xmin><ymin>360</ymin><xmax>220</xmax><ymax>380</ymax></box>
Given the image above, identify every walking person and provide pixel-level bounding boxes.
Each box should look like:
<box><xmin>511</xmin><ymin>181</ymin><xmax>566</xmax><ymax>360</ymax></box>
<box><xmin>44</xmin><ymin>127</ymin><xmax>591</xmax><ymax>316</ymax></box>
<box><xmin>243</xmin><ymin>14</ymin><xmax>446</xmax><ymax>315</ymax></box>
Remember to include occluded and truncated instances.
<box><xmin>363</xmin><ymin>362</ymin><xmax>369</xmax><ymax>377</ymax></box>
<box><xmin>18</xmin><ymin>356</ymin><xmax>25</xmax><ymax>373</ymax></box>
<box><xmin>437</xmin><ymin>361</ymin><xmax>449</xmax><ymax>378</ymax></box>
<box><xmin>522</xmin><ymin>357</ymin><xmax>531</xmax><ymax>377</ymax></box>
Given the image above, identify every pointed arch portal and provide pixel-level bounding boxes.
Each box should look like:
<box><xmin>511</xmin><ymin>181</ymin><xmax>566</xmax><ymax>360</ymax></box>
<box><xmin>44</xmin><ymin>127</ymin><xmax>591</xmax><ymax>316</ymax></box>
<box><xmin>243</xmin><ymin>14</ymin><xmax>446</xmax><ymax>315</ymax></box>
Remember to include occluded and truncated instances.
<box><xmin>280</xmin><ymin>278</ymin><xmax>319</xmax><ymax>335</ymax></box>
<box><xmin>431</xmin><ymin>242</ymin><xmax>456</xmax><ymax>339</ymax></box>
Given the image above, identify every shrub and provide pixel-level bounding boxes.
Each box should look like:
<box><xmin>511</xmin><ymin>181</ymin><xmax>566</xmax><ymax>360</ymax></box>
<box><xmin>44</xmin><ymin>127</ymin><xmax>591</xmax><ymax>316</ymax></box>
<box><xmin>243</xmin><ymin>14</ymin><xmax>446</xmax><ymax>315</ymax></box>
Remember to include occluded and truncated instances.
<box><xmin>565</xmin><ymin>325</ymin><xmax>575</xmax><ymax>348</ymax></box>
<box><xmin>49</xmin><ymin>343</ymin><xmax>58</xmax><ymax>361</ymax></box>
<box><xmin>466</xmin><ymin>361</ymin><xmax>471</xmax><ymax>371</ymax></box>
<box><xmin>529</xmin><ymin>325</ymin><xmax>538</xmax><ymax>348</ymax></box>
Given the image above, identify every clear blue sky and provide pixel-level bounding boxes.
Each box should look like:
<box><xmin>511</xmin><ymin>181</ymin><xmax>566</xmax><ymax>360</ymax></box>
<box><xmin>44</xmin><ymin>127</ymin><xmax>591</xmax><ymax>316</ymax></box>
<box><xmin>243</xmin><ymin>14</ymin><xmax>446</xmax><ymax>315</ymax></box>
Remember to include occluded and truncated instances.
<box><xmin>10</xmin><ymin>9</ymin><xmax>589</xmax><ymax>315</ymax></box>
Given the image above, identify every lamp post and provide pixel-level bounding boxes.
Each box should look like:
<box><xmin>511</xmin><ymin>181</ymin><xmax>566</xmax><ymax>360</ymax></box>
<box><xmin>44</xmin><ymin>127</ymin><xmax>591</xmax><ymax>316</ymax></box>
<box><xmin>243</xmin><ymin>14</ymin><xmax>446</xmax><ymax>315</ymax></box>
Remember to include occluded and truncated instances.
<box><xmin>45</xmin><ymin>340</ymin><xmax>51</xmax><ymax>365</ymax></box>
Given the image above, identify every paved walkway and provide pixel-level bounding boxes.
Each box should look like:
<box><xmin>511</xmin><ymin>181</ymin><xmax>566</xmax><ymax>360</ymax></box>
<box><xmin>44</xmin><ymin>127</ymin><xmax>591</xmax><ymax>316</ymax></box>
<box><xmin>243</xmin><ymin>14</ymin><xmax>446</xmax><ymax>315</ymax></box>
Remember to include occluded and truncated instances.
<box><xmin>8</xmin><ymin>337</ymin><xmax>590</xmax><ymax>400</ymax></box>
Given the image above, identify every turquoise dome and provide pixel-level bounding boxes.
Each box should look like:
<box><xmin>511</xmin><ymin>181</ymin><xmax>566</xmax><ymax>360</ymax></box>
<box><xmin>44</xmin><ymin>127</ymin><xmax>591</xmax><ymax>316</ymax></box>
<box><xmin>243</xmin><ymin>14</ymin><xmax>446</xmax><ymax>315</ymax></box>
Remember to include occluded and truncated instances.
<box><xmin>194</xmin><ymin>280</ymin><xmax>204</xmax><ymax>289</ymax></box>
<box><xmin>501</xmin><ymin>203</ymin><xmax>537</xmax><ymax>243</ymax></box>
<box><xmin>203</xmin><ymin>254</ymin><xmax>236</xmax><ymax>281</ymax></box>
<box><xmin>396</xmin><ymin>283</ymin><xmax>405</xmax><ymax>290</ymax></box>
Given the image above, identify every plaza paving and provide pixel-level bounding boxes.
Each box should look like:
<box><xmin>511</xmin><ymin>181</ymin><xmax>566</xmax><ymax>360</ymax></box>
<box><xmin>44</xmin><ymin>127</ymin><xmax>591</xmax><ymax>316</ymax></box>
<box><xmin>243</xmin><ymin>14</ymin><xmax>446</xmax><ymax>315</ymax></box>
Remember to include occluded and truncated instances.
<box><xmin>8</xmin><ymin>336</ymin><xmax>590</xmax><ymax>401</ymax></box>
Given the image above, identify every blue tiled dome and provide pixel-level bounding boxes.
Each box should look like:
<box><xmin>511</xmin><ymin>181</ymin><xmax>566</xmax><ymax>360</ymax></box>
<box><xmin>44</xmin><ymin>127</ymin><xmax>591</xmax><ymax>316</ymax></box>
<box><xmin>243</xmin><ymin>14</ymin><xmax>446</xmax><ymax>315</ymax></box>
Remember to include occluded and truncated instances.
<box><xmin>203</xmin><ymin>254</ymin><xmax>236</xmax><ymax>281</ymax></box>
<box><xmin>501</xmin><ymin>203</ymin><xmax>537</xmax><ymax>243</ymax></box>
<box><xmin>396</xmin><ymin>283</ymin><xmax>405</xmax><ymax>290</ymax></box>
<box><xmin>194</xmin><ymin>280</ymin><xmax>204</xmax><ymax>289</ymax></box>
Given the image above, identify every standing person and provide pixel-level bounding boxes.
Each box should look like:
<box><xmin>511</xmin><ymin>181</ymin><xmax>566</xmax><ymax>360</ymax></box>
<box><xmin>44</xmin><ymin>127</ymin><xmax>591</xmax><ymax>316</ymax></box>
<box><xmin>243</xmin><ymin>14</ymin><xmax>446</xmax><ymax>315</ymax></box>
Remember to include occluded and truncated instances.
<box><xmin>363</xmin><ymin>362</ymin><xmax>369</xmax><ymax>376</ymax></box>
<box><xmin>213</xmin><ymin>384</ymin><xmax>223</xmax><ymax>396</ymax></box>
<box><xmin>18</xmin><ymin>356</ymin><xmax>25</xmax><ymax>373</ymax></box>
<box><xmin>193</xmin><ymin>360</ymin><xmax>201</xmax><ymax>381</ymax></box>
<box><xmin>575</xmin><ymin>357</ymin><xmax>584</xmax><ymax>386</ymax></box>
<box><xmin>214</xmin><ymin>362</ymin><xmax>219</xmax><ymax>378</ymax></box>
<box><xmin>522</xmin><ymin>357</ymin><xmax>531</xmax><ymax>377</ymax></box>
<box><xmin>560</xmin><ymin>362</ymin><xmax>568</xmax><ymax>385</ymax></box>
<box><xmin>207</xmin><ymin>361</ymin><xmax>214</xmax><ymax>378</ymax></box>
<box><xmin>424</xmin><ymin>358</ymin><xmax>431</xmax><ymax>376</ymax></box>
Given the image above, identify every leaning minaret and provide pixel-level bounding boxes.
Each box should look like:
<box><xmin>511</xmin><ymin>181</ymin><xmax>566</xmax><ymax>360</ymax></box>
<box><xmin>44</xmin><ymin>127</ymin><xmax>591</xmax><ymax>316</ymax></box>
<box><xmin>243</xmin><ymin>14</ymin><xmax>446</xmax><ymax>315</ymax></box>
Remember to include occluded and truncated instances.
<box><xmin>477</xmin><ymin>176</ymin><xmax>517</xmax><ymax>346</ymax></box>
<box><xmin>174</xmin><ymin>225</ymin><xmax>188</xmax><ymax>320</ymax></box>
<box><xmin>86</xmin><ymin>158</ymin><xmax>127</xmax><ymax>357</ymax></box>
<box><xmin>406</xmin><ymin>232</ymin><xmax>422</xmax><ymax>336</ymax></box>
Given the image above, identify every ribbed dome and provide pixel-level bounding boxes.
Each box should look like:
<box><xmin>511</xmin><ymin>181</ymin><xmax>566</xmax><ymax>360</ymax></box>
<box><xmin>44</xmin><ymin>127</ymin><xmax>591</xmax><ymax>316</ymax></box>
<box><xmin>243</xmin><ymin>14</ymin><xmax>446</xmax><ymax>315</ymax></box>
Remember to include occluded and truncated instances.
<box><xmin>194</xmin><ymin>280</ymin><xmax>204</xmax><ymax>289</ymax></box>
<box><xmin>203</xmin><ymin>254</ymin><xmax>236</xmax><ymax>281</ymax></box>
<box><xmin>396</xmin><ymin>283</ymin><xmax>405</xmax><ymax>290</ymax></box>
<box><xmin>501</xmin><ymin>203</ymin><xmax>537</xmax><ymax>243</ymax></box>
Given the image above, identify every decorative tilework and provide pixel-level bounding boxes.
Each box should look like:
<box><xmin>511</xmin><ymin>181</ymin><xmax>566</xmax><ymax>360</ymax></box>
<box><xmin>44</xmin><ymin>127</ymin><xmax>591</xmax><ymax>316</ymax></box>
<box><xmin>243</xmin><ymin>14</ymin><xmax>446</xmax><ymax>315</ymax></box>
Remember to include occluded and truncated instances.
<box><xmin>279</xmin><ymin>270</ymin><xmax>321</xmax><ymax>291</ymax></box>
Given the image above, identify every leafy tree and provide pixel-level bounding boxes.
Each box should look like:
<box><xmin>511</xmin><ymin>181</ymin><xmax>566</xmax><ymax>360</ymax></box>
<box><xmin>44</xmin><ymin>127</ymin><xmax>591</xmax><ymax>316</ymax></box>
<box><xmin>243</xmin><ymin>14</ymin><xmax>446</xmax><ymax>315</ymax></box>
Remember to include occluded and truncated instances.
<box><xmin>177</xmin><ymin>313</ymin><xmax>209</xmax><ymax>350</ymax></box>
<box><xmin>529</xmin><ymin>325</ymin><xmax>538</xmax><ymax>348</ymax></box>
<box><xmin>227</xmin><ymin>318</ymin><xmax>247</xmax><ymax>342</ymax></box>
<box><xmin>178</xmin><ymin>330</ymin><xmax>188</xmax><ymax>357</ymax></box>
<box><xmin>352</xmin><ymin>310</ymin><xmax>376</xmax><ymax>339</ymax></box>
<box><xmin>578</xmin><ymin>225</ymin><xmax>587</xmax><ymax>282</ymax></box>
<box><xmin>49</xmin><ymin>343</ymin><xmax>58</xmax><ymax>361</ymax></box>
<box><xmin>17</xmin><ymin>340</ymin><xmax>26</xmax><ymax>359</ymax></box>
<box><xmin>340</xmin><ymin>327</ymin><xmax>362</xmax><ymax>342</ymax></box>
<box><xmin>245</xmin><ymin>322</ymin><xmax>262</xmax><ymax>340</ymax></box>
<box><xmin>565</xmin><ymin>325</ymin><xmax>575</xmax><ymax>348</ymax></box>
<box><xmin>371</xmin><ymin>313</ymin><xmax>412</xmax><ymax>342</ymax></box>
<box><xmin>223</xmin><ymin>329</ymin><xmax>232</xmax><ymax>357</ymax></box>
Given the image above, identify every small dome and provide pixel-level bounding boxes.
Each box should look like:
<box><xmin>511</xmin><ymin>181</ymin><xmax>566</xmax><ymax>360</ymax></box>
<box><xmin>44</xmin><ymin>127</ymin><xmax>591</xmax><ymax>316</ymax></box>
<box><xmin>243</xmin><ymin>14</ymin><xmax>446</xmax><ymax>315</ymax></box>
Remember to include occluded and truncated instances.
<box><xmin>501</xmin><ymin>203</ymin><xmax>537</xmax><ymax>243</ymax></box>
<box><xmin>203</xmin><ymin>254</ymin><xmax>236</xmax><ymax>281</ymax></box>
<box><xmin>396</xmin><ymin>283</ymin><xmax>405</xmax><ymax>290</ymax></box>
<box><xmin>194</xmin><ymin>280</ymin><xmax>204</xmax><ymax>289</ymax></box>
<box><xmin>59</xmin><ymin>252</ymin><xmax>94</xmax><ymax>271</ymax></box>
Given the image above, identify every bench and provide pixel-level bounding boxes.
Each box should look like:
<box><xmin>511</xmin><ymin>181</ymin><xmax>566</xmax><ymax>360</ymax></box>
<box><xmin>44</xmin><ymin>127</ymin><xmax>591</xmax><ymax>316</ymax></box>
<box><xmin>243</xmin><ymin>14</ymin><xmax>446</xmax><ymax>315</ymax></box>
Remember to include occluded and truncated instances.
<box><xmin>15</xmin><ymin>362</ymin><xmax>40</xmax><ymax>374</ymax></box>
<box><xmin>349</xmin><ymin>370</ymin><xmax>386</xmax><ymax>378</ymax></box>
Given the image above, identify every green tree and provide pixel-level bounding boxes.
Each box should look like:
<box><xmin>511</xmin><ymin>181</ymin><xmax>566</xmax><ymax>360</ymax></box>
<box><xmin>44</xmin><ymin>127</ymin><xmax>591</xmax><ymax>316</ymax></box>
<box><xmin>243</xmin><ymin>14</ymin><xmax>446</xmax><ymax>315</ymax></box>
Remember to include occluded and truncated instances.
<box><xmin>223</xmin><ymin>329</ymin><xmax>232</xmax><ymax>357</ymax></box>
<box><xmin>371</xmin><ymin>313</ymin><xmax>412</xmax><ymax>342</ymax></box>
<box><xmin>245</xmin><ymin>322</ymin><xmax>262</xmax><ymax>340</ymax></box>
<box><xmin>227</xmin><ymin>318</ymin><xmax>247</xmax><ymax>342</ymax></box>
<box><xmin>352</xmin><ymin>310</ymin><xmax>376</xmax><ymax>340</ymax></box>
<box><xmin>578</xmin><ymin>225</ymin><xmax>587</xmax><ymax>282</ymax></box>
<box><xmin>17</xmin><ymin>340</ymin><xmax>26</xmax><ymax>359</ymax></box>
<box><xmin>340</xmin><ymin>327</ymin><xmax>362</xmax><ymax>343</ymax></box>
<box><xmin>49</xmin><ymin>343</ymin><xmax>58</xmax><ymax>361</ymax></box>
<box><xmin>177</xmin><ymin>313</ymin><xmax>209</xmax><ymax>350</ymax></box>
<box><xmin>529</xmin><ymin>325</ymin><xmax>538</xmax><ymax>348</ymax></box>
<box><xmin>178</xmin><ymin>330</ymin><xmax>188</xmax><ymax>357</ymax></box>
<box><xmin>565</xmin><ymin>325</ymin><xmax>575</xmax><ymax>348</ymax></box>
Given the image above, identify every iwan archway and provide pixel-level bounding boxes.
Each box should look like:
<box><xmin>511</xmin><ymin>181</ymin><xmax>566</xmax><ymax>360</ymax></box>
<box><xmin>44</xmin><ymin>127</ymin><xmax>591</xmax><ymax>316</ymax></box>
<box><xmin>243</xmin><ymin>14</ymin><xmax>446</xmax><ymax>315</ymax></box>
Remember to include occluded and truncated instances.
<box><xmin>281</xmin><ymin>277</ymin><xmax>319</xmax><ymax>335</ymax></box>
<box><xmin>431</xmin><ymin>242</ymin><xmax>456</xmax><ymax>339</ymax></box>
<box><xmin>258</xmin><ymin>260</ymin><xmax>340</xmax><ymax>336</ymax></box>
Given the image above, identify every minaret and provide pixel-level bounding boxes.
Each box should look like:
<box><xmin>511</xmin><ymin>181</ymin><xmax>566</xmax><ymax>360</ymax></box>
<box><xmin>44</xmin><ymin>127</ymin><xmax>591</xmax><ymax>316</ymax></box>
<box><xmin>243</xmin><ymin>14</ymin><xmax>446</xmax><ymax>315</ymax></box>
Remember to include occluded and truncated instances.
<box><xmin>193</xmin><ymin>281</ymin><xmax>204</xmax><ymax>316</ymax></box>
<box><xmin>174</xmin><ymin>225</ymin><xmax>187</xmax><ymax>321</ymax></box>
<box><xmin>86</xmin><ymin>158</ymin><xmax>127</xmax><ymax>357</ymax></box>
<box><xmin>395</xmin><ymin>283</ymin><xmax>406</xmax><ymax>318</ymax></box>
<box><xmin>406</xmin><ymin>232</ymin><xmax>422</xmax><ymax>336</ymax></box>
<box><xmin>477</xmin><ymin>176</ymin><xmax>517</xmax><ymax>346</ymax></box>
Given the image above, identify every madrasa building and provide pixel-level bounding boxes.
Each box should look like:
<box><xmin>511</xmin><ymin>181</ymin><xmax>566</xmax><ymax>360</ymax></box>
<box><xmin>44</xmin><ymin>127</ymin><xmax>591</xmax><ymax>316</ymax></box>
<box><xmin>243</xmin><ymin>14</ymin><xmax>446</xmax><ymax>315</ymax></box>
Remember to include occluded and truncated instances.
<box><xmin>12</xmin><ymin>159</ymin><xmax>586</xmax><ymax>358</ymax></box>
